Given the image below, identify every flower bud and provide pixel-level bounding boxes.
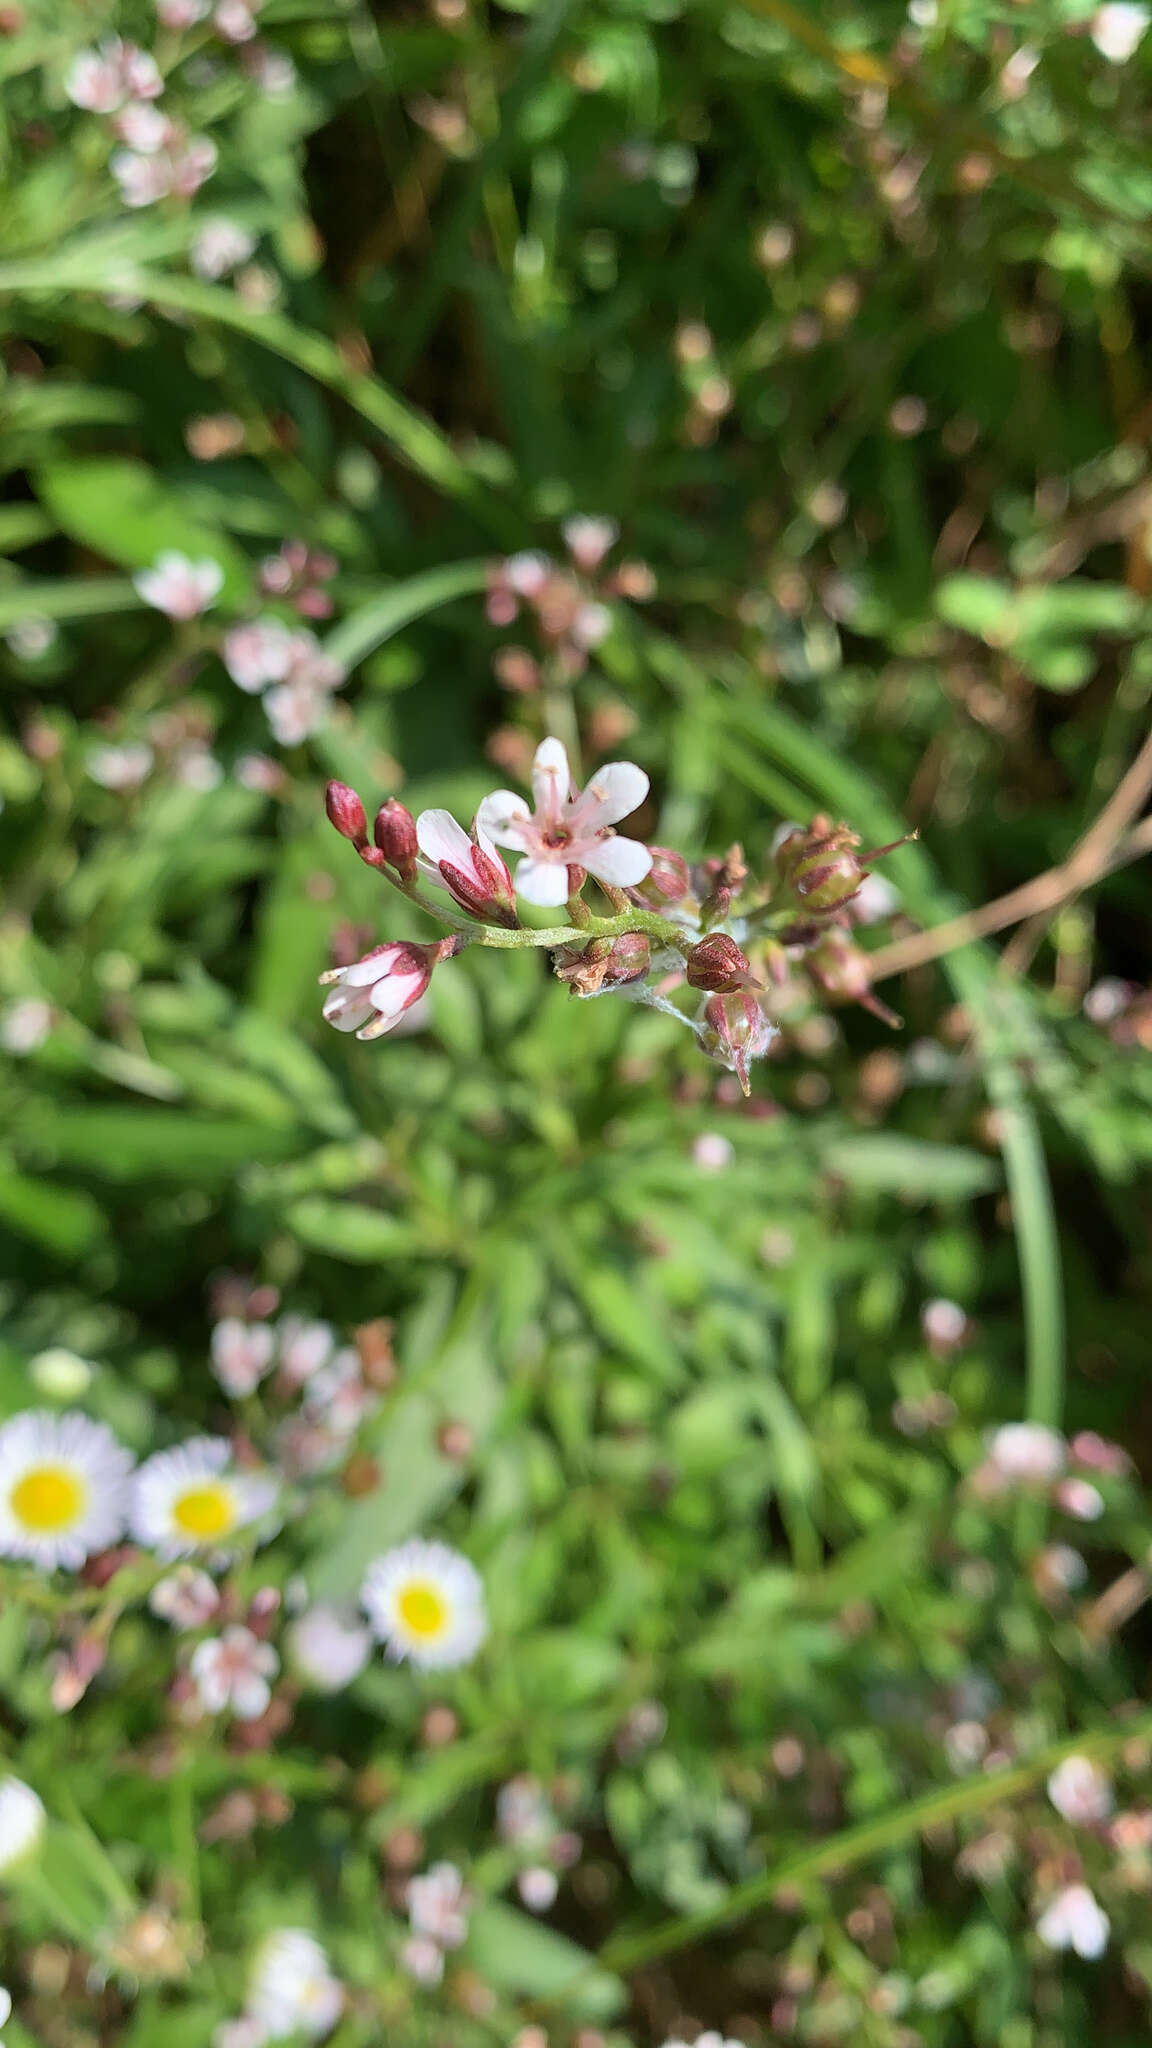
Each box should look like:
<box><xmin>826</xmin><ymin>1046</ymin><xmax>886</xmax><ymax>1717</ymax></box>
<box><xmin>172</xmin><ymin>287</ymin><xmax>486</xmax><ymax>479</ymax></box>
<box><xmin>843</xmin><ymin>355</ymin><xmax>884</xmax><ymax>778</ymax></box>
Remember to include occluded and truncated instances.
<box><xmin>636</xmin><ymin>846</ymin><xmax>691</xmax><ymax>903</ymax></box>
<box><xmin>373</xmin><ymin>798</ymin><xmax>419</xmax><ymax>880</ymax></box>
<box><xmin>686</xmin><ymin>932</ymin><xmax>756</xmax><ymax>992</ymax></box>
<box><xmin>807</xmin><ymin>932</ymin><xmax>901</xmax><ymax>1028</ymax></box>
<box><xmin>775</xmin><ymin>816</ymin><xmax>864</xmax><ymax>915</ymax></box>
<box><xmin>702</xmin><ymin>990</ymin><xmax>777</xmax><ymax>1096</ymax></box>
<box><xmin>603</xmin><ymin>932</ymin><xmax>651</xmax><ymax>985</ymax></box>
<box><xmin>325</xmin><ymin>780</ymin><xmax>369</xmax><ymax>851</ymax></box>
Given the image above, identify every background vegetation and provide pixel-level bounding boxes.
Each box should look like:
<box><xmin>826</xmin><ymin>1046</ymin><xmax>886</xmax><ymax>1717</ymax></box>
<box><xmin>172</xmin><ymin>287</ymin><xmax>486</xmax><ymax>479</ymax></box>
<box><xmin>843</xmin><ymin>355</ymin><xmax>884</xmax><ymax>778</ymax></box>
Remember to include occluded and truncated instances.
<box><xmin>2</xmin><ymin>0</ymin><xmax>1152</xmax><ymax>2042</ymax></box>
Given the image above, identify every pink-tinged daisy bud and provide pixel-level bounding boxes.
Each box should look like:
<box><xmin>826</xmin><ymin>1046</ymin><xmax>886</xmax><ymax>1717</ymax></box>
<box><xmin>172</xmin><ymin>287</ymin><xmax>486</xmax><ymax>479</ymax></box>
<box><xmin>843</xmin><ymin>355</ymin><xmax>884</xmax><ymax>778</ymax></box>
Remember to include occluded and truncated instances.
<box><xmin>415</xmin><ymin>809</ymin><xmax>519</xmax><ymax>927</ymax></box>
<box><xmin>685</xmin><ymin>932</ymin><xmax>757</xmax><ymax>993</ymax></box>
<box><xmin>807</xmin><ymin>932</ymin><xmax>902</xmax><ymax>1028</ymax></box>
<box><xmin>373</xmin><ymin>799</ymin><xmax>419</xmax><ymax>881</ymax></box>
<box><xmin>636</xmin><ymin>846</ymin><xmax>691</xmax><ymax>904</ymax></box>
<box><xmin>325</xmin><ymin>780</ymin><xmax>369</xmax><ymax>852</ymax></box>
<box><xmin>319</xmin><ymin>939</ymin><xmax>459</xmax><ymax>1042</ymax></box>
<box><xmin>702</xmin><ymin>990</ymin><xmax>777</xmax><ymax>1097</ymax></box>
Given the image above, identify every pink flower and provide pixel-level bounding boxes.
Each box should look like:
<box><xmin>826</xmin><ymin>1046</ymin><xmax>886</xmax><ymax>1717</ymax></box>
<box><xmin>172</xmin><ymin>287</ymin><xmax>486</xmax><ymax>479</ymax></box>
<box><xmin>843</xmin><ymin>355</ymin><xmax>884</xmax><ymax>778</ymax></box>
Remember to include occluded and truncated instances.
<box><xmin>985</xmin><ymin>1423</ymin><xmax>1065</xmax><ymax>1486</ymax></box>
<box><xmin>115</xmin><ymin>103</ymin><xmax>172</xmax><ymax>152</ymax></box>
<box><xmin>214</xmin><ymin>0</ymin><xmax>258</xmax><ymax>39</ymax></box>
<box><xmin>319</xmin><ymin>941</ymin><xmax>444</xmax><ymax>1041</ymax></box>
<box><xmin>263</xmin><ymin>678</ymin><xmax>327</xmax><ymax>746</ymax></box>
<box><xmin>475</xmin><ymin>736</ymin><xmax>652</xmax><ymax>908</ymax></box>
<box><xmin>1054</xmin><ymin>1476</ymin><xmax>1105</xmax><ymax>1521</ymax></box>
<box><xmin>210</xmin><ymin>1318</ymin><xmax>276</xmax><ymax>1398</ymax></box>
<box><xmin>134</xmin><ymin>551</ymin><xmax>223</xmax><ymax>618</ymax></box>
<box><xmin>66</xmin><ymin>39</ymin><xmax>163</xmax><ymax>112</ymax></box>
<box><xmin>276</xmin><ymin>1317</ymin><xmax>335</xmax><ymax>1388</ymax></box>
<box><xmin>407</xmin><ymin>1862</ymin><xmax>470</xmax><ymax>1949</ymax></box>
<box><xmin>415</xmin><ymin>809</ymin><xmax>517</xmax><ymax>924</ymax></box>
<box><xmin>1035</xmin><ymin>1882</ymin><xmax>1109</xmax><ymax>1957</ymax></box>
<box><xmin>303</xmin><ymin>1351</ymin><xmax>377</xmax><ymax>1436</ymax></box>
<box><xmin>562</xmin><ymin>515</ymin><xmax>619</xmax><ymax>573</ymax></box>
<box><xmin>1070</xmin><ymin>1430</ymin><xmax>1131</xmax><ymax>1477</ymax></box>
<box><xmin>223</xmin><ymin>618</ymin><xmax>296</xmax><ymax>692</ymax></box>
<box><xmin>190</xmin><ymin>1625</ymin><xmax>279</xmax><ymax>1719</ymax></box>
<box><xmin>157</xmin><ymin>0</ymin><xmax>210</xmax><ymax>25</ymax></box>
<box><xmin>112</xmin><ymin>133</ymin><xmax>217</xmax><ymax>207</ymax></box>
<box><xmin>399</xmin><ymin>1935</ymin><xmax>443</xmax><ymax>1985</ymax></box>
<box><xmin>149</xmin><ymin>1565</ymin><xmax>220</xmax><ymax>1629</ymax></box>
<box><xmin>1047</xmin><ymin>1756</ymin><xmax>1113</xmax><ymax>1825</ymax></box>
<box><xmin>920</xmin><ymin>1298</ymin><xmax>969</xmax><ymax>1354</ymax></box>
<box><xmin>517</xmin><ymin>1866</ymin><xmax>559</xmax><ymax>1912</ymax></box>
<box><xmin>192</xmin><ymin>218</ymin><xmax>257</xmax><ymax>280</ymax></box>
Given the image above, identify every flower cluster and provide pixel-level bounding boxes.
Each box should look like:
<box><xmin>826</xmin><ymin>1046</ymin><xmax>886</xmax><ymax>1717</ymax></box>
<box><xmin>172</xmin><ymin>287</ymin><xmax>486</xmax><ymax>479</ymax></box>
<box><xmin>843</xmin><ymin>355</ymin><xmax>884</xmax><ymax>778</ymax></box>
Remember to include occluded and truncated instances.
<box><xmin>320</xmin><ymin>738</ymin><xmax>908</xmax><ymax>1091</ymax></box>
<box><xmin>971</xmin><ymin>1423</ymin><xmax>1130</xmax><ymax>1522</ymax></box>
<box><xmin>486</xmin><ymin>518</ymin><xmax>655</xmax><ymax>688</ymax></box>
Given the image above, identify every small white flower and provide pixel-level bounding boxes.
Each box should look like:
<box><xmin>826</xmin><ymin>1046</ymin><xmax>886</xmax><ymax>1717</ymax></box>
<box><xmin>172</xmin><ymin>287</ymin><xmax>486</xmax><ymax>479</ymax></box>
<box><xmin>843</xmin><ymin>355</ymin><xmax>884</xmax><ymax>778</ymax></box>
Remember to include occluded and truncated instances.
<box><xmin>223</xmin><ymin>618</ymin><xmax>296</xmax><ymax>693</ymax></box>
<box><xmin>191</xmin><ymin>1625</ymin><xmax>279</xmax><ymax>1719</ymax></box>
<box><xmin>319</xmin><ymin>943</ymin><xmax>437</xmax><ymax>1042</ymax></box>
<box><xmin>192</xmin><ymin>218</ymin><xmax>258</xmax><ymax>281</ymax></box>
<box><xmin>212</xmin><ymin>2020</ymin><xmax>267</xmax><ymax>2048</ymax></box>
<box><xmin>0</xmin><ymin>1411</ymin><xmax>133</xmax><ymax>1571</ymax></box>
<box><xmin>285</xmin><ymin>1605</ymin><xmax>372</xmax><ymax>1692</ymax></box>
<box><xmin>115</xmin><ymin>102</ymin><xmax>171</xmax><ymax>152</ymax></box>
<box><xmin>1092</xmin><ymin>3</ymin><xmax>1149</xmax><ymax>60</ymax></box>
<box><xmin>361</xmin><ymin>1539</ymin><xmax>487</xmax><ymax>1670</ymax></box>
<box><xmin>130</xmin><ymin>1436</ymin><xmax>277</xmax><ymax>1556</ymax></box>
<box><xmin>263</xmin><ymin>677</ymin><xmax>328</xmax><ymax>746</ymax></box>
<box><xmin>692</xmin><ymin>1132</ymin><xmax>733</xmax><ymax>1172</ymax></box>
<box><xmin>399</xmin><ymin>1934</ymin><xmax>443</xmax><ymax>1984</ymax></box>
<box><xmin>134</xmin><ymin>551</ymin><xmax>224</xmax><ymax>620</ymax></box>
<box><xmin>562</xmin><ymin>515</ymin><xmax>618</xmax><ymax>573</ymax></box>
<box><xmin>0</xmin><ymin>1983</ymin><xmax>11</xmax><ymax>2029</ymax></box>
<box><xmin>517</xmin><ymin>1866</ymin><xmax>559</xmax><ymax>1913</ymax></box>
<box><xmin>87</xmin><ymin>742</ymin><xmax>155</xmax><ymax>789</ymax></box>
<box><xmin>215</xmin><ymin>0</ymin><xmax>258</xmax><ymax>40</ymax></box>
<box><xmin>0</xmin><ymin>1776</ymin><xmax>46</xmax><ymax>1873</ymax></box>
<box><xmin>497</xmin><ymin>1775</ymin><xmax>552</xmax><ymax>1848</ymax></box>
<box><xmin>66</xmin><ymin>39</ymin><xmax>162</xmax><ymax>112</ymax></box>
<box><xmin>477</xmin><ymin>735</ymin><xmax>652</xmax><ymax>908</ymax></box>
<box><xmin>0</xmin><ymin>998</ymin><xmax>53</xmax><ymax>1054</ymax></box>
<box><xmin>248</xmin><ymin>1929</ymin><xmax>343</xmax><ymax>2040</ymax></box>
<box><xmin>408</xmin><ymin>1862</ymin><xmax>470</xmax><ymax>1948</ymax></box>
<box><xmin>149</xmin><ymin>1565</ymin><xmax>220</xmax><ymax>1629</ymax></box>
<box><xmin>1036</xmin><ymin>1882</ymin><xmax>1110</xmax><ymax>1958</ymax></box>
<box><xmin>1055</xmin><ymin>1477</ymin><xmax>1106</xmax><ymax>1521</ymax></box>
<box><xmin>210</xmin><ymin>1318</ymin><xmax>276</xmax><ymax>1398</ymax></box>
<box><xmin>921</xmin><ymin>1297</ymin><xmax>968</xmax><ymax>1353</ymax></box>
<box><xmin>159</xmin><ymin>0</ymin><xmax>210</xmax><ymax>23</ymax></box>
<box><xmin>986</xmin><ymin>1422</ymin><xmax>1065</xmax><ymax>1485</ymax></box>
<box><xmin>661</xmin><ymin>2035</ymin><xmax>747</xmax><ymax>2048</ymax></box>
<box><xmin>1048</xmin><ymin>1756</ymin><xmax>1113</xmax><ymax>1826</ymax></box>
<box><xmin>276</xmin><ymin>1317</ymin><xmax>335</xmax><ymax>1387</ymax></box>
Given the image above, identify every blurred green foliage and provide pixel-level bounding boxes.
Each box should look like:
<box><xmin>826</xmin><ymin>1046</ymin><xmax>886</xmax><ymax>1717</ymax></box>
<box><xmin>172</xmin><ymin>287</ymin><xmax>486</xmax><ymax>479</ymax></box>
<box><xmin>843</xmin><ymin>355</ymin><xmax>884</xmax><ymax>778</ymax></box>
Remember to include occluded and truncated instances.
<box><xmin>1</xmin><ymin>0</ymin><xmax>1152</xmax><ymax>2043</ymax></box>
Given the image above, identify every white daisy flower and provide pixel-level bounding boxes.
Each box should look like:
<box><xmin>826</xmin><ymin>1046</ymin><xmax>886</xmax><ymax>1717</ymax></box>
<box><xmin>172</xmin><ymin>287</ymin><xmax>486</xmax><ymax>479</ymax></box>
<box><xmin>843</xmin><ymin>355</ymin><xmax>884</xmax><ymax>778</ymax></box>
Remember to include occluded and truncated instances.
<box><xmin>248</xmin><ymin>1929</ymin><xmax>343</xmax><ymax>2039</ymax></box>
<box><xmin>130</xmin><ymin>1437</ymin><xmax>277</xmax><ymax>1557</ymax></box>
<box><xmin>0</xmin><ymin>1775</ymin><xmax>46</xmax><ymax>1873</ymax></box>
<box><xmin>0</xmin><ymin>1411</ymin><xmax>133</xmax><ymax>1570</ymax></box>
<box><xmin>361</xmin><ymin>1538</ymin><xmax>487</xmax><ymax>1670</ymax></box>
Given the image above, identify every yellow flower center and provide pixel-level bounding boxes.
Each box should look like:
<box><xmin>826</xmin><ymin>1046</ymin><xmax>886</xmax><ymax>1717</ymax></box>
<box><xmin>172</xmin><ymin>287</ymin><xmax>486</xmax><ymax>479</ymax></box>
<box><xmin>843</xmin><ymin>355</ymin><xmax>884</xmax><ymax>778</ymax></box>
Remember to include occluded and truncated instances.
<box><xmin>398</xmin><ymin>1580</ymin><xmax>449</xmax><ymax>1638</ymax></box>
<box><xmin>172</xmin><ymin>1483</ymin><xmax>236</xmax><ymax>1541</ymax></box>
<box><xmin>11</xmin><ymin>1463</ymin><xmax>86</xmax><ymax>1534</ymax></box>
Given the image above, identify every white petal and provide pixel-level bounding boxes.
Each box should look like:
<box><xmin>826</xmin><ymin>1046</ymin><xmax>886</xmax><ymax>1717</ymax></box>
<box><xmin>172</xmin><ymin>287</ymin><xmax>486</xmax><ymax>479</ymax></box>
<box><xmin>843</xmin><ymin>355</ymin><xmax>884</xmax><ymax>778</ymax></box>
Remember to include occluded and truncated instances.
<box><xmin>322</xmin><ymin>990</ymin><xmax>374</xmax><ymax>1032</ymax></box>
<box><xmin>574</xmin><ymin>761</ymin><xmax>648</xmax><ymax>827</ymax></box>
<box><xmin>475</xmin><ymin>790</ymin><xmax>532</xmax><ymax>850</ymax></box>
<box><xmin>581</xmin><ymin>835</ymin><xmax>653</xmax><ymax>887</ymax></box>
<box><xmin>513</xmin><ymin>857</ymin><xmax>571</xmax><ymax>907</ymax></box>
<box><xmin>231</xmin><ymin>1673</ymin><xmax>272</xmax><ymax>1720</ymax></box>
<box><xmin>415</xmin><ymin>808</ymin><xmax>474</xmax><ymax>867</ymax></box>
<box><xmin>369</xmin><ymin>970</ymin><xmax>425</xmax><ymax>1018</ymax></box>
<box><xmin>531</xmin><ymin>738</ymin><xmax>571</xmax><ymax>824</ymax></box>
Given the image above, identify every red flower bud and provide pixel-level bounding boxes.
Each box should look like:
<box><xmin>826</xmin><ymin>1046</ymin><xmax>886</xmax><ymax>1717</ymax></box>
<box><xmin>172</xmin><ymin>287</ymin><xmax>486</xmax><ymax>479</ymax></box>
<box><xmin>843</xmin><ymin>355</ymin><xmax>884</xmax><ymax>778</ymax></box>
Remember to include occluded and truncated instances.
<box><xmin>373</xmin><ymin>798</ymin><xmax>419</xmax><ymax>881</ymax></box>
<box><xmin>603</xmin><ymin>931</ymin><xmax>651</xmax><ymax>985</ymax></box>
<box><xmin>638</xmin><ymin>846</ymin><xmax>691</xmax><ymax>903</ymax></box>
<box><xmin>807</xmin><ymin>932</ymin><xmax>902</xmax><ymax>1028</ymax></box>
<box><xmin>702</xmin><ymin>990</ymin><xmax>776</xmax><ymax>1097</ymax></box>
<box><xmin>325</xmin><ymin>780</ymin><xmax>368</xmax><ymax>851</ymax></box>
<box><xmin>686</xmin><ymin>932</ymin><xmax>757</xmax><ymax>992</ymax></box>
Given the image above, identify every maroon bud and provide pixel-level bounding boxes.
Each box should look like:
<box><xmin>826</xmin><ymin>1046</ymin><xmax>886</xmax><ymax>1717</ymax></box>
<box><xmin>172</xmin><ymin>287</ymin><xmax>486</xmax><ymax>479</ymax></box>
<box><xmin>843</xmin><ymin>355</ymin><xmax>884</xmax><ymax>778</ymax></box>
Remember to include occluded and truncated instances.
<box><xmin>603</xmin><ymin>932</ymin><xmax>651</xmax><ymax>985</ymax></box>
<box><xmin>373</xmin><ymin>798</ymin><xmax>419</xmax><ymax>881</ymax></box>
<box><xmin>639</xmin><ymin>846</ymin><xmax>691</xmax><ymax>903</ymax></box>
<box><xmin>439</xmin><ymin>843</ymin><xmax>518</xmax><ymax>928</ymax></box>
<box><xmin>686</xmin><ymin>932</ymin><xmax>757</xmax><ymax>993</ymax></box>
<box><xmin>807</xmin><ymin>932</ymin><xmax>902</xmax><ymax>1028</ymax></box>
<box><xmin>325</xmin><ymin>780</ymin><xmax>368</xmax><ymax>850</ymax></box>
<box><xmin>702</xmin><ymin>990</ymin><xmax>776</xmax><ymax>1097</ymax></box>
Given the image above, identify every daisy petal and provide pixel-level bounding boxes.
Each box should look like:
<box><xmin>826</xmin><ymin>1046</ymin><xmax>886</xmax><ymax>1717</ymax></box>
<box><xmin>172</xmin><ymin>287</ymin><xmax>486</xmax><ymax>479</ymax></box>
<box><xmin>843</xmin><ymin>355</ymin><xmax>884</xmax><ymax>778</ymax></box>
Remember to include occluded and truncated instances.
<box><xmin>513</xmin><ymin>857</ymin><xmax>572</xmax><ymax>907</ymax></box>
<box><xmin>582</xmin><ymin>835</ymin><xmax>653</xmax><ymax>887</ymax></box>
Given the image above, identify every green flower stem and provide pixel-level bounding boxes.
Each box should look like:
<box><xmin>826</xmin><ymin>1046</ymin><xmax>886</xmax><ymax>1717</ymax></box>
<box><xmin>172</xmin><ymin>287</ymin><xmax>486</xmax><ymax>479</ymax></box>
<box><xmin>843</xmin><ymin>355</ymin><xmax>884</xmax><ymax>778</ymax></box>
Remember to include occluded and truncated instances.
<box><xmin>469</xmin><ymin>907</ymin><xmax>691</xmax><ymax>951</ymax></box>
<box><xmin>592</xmin><ymin>1708</ymin><xmax>1152</xmax><ymax>1981</ymax></box>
